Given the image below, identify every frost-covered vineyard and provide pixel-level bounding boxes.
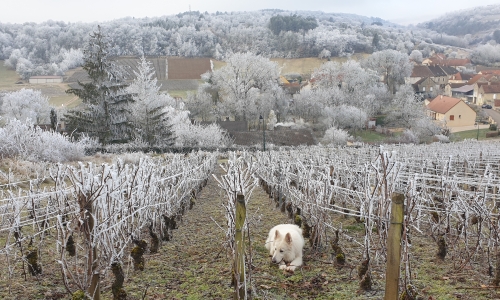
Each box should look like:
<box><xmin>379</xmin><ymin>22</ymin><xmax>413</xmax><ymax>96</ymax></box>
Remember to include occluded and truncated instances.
<box><xmin>250</xmin><ymin>141</ymin><xmax>500</xmax><ymax>293</ymax></box>
<box><xmin>2</xmin><ymin>141</ymin><xmax>500</xmax><ymax>298</ymax></box>
<box><xmin>0</xmin><ymin>152</ymin><xmax>216</xmax><ymax>297</ymax></box>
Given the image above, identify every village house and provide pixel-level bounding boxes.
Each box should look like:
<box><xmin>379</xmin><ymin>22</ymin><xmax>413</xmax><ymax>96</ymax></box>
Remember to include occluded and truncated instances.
<box><xmin>412</xmin><ymin>77</ymin><xmax>439</xmax><ymax>99</ymax></box>
<box><xmin>407</xmin><ymin>65</ymin><xmax>456</xmax><ymax>94</ymax></box>
<box><xmin>427</xmin><ymin>65</ymin><xmax>450</xmax><ymax>86</ymax></box>
<box><xmin>423</xmin><ymin>54</ymin><xmax>471</xmax><ymax>72</ymax></box>
<box><xmin>426</xmin><ymin>95</ymin><xmax>476</xmax><ymax>128</ymax></box>
<box><xmin>477</xmin><ymin>67</ymin><xmax>500</xmax><ymax>75</ymax></box>
<box><xmin>447</xmin><ymin>84</ymin><xmax>474</xmax><ymax>101</ymax></box>
<box><xmin>448</xmin><ymin>72</ymin><xmax>475</xmax><ymax>84</ymax></box>
<box><xmin>478</xmin><ymin>84</ymin><xmax>500</xmax><ymax>108</ymax></box>
<box><xmin>468</xmin><ymin>74</ymin><xmax>500</xmax><ymax>104</ymax></box>
<box><xmin>422</xmin><ymin>53</ymin><xmax>446</xmax><ymax>66</ymax></box>
<box><xmin>407</xmin><ymin>65</ymin><xmax>435</xmax><ymax>84</ymax></box>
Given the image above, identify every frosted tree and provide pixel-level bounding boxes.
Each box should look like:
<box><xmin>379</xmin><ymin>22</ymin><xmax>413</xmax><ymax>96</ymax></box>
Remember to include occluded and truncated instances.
<box><xmin>291</xmin><ymin>89</ymin><xmax>324</xmax><ymax>123</ymax></box>
<box><xmin>471</xmin><ymin>44</ymin><xmax>500</xmax><ymax>66</ymax></box>
<box><xmin>267</xmin><ymin>109</ymin><xmax>277</xmax><ymax>130</ymax></box>
<box><xmin>58</xmin><ymin>48</ymin><xmax>84</xmax><ymax>72</ymax></box>
<box><xmin>323</xmin><ymin>105</ymin><xmax>368</xmax><ymax>131</ymax></box>
<box><xmin>185</xmin><ymin>87</ymin><xmax>216</xmax><ymax>122</ymax></box>
<box><xmin>210</xmin><ymin>52</ymin><xmax>280</xmax><ymax>122</ymax></box>
<box><xmin>1</xmin><ymin>88</ymin><xmax>51</xmax><ymax>124</ymax></box>
<box><xmin>309</xmin><ymin>60</ymin><xmax>384</xmax><ymax>118</ymax></box>
<box><xmin>65</xmin><ymin>25</ymin><xmax>133</xmax><ymax>145</ymax></box>
<box><xmin>322</xmin><ymin>126</ymin><xmax>352</xmax><ymax>146</ymax></box>
<box><xmin>318</xmin><ymin>49</ymin><xmax>331</xmax><ymax>59</ymax></box>
<box><xmin>409</xmin><ymin>50</ymin><xmax>423</xmax><ymax>64</ymax></box>
<box><xmin>363</xmin><ymin>49</ymin><xmax>413</xmax><ymax>94</ymax></box>
<box><xmin>410</xmin><ymin>117</ymin><xmax>444</xmax><ymax>143</ymax></box>
<box><xmin>385</xmin><ymin>84</ymin><xmax>427</xmax><ymax>128</ymax></box>
<box><xmin>126</xmin><ymin>56</ymin><xmax>175</xmax><ymax>147</ymax></box>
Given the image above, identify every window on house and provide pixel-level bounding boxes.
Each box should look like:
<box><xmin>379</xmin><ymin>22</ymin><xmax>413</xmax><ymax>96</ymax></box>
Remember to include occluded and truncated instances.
<box><xmin>430</xmin><ymin>87</ymin><xmax>433</xmax><ymax>92</ymax></box>
<box><xmin>450</xmin><ymin>115</ymin><xmax>454</xmax><ymax>121</ymax></box>
<box><xmin>495</xmin><ymin>94</ymin><xmax>497</xmax><ymax>100</ymax></box>
<box><xmin>423</xmin><ymin>87</ymin><xmax>425</xmax><ymax>92</ymax></box>
<box><xmin>459</xmin><ymin>115</ymin><xmax>461</xmax><ymax>119</ymax></box>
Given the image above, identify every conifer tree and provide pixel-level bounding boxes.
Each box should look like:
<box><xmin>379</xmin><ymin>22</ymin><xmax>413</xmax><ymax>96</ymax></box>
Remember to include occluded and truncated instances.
<box><xmin>50</xmin><ymin>108</ymin><xmax>57</xmax><ymax>131</ymax></box>
<box><xmin>126</xmin><ymin>56</ymin><xmax>175</xmax><ymax>148</ymax></box>
<box><xmin>64</xmin><ymin>25</ymin><xmax>133</xmax><ymax>145</ymax></box>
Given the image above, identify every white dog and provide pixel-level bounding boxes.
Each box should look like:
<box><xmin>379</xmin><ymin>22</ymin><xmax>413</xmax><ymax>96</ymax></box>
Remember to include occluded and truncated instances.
<box><xmin>265</xmin><ymin>224</ymin><xmax>304</xmax><ymax>272</ymax></box>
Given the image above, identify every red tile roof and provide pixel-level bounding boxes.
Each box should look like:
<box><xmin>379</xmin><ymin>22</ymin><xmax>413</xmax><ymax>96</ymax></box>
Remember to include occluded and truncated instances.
<box><xmin>438</xmin><ymin>59</ymin><xmax>471</xmax><ymax>67</ymax></box>
<box><xmin>411</xmin><ymin>66</ymin><xmax>434</xmax><ymax>78</ymax></box>
<box><xmin>427</xmin><ymin>95</ymin><xmax>461</xmax><ymax>114</ymax></box>
<box><xmin>459</xmin><ymin>73</ymin><xmax>475</xmax><ymax>81</ymax></box>
<box><xmin>467</xmin><ymin>74</ymin><xmax>487</xmax><ymax>85</ymax></box>
<box><xmin>482</xmin><ymin>85</ymin><xmax>500</xmax><ymax>93</ymax></box>
<box><xmin>480</xmin><ymin>70</ymin><xmax>500</xmax><ymax>75</ymax></box>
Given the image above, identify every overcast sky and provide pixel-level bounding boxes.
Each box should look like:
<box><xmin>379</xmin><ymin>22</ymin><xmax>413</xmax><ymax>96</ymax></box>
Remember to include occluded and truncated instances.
<box><xmin>1</xmin><ymin>0</ymin><xmax>498</xmax><ymax>25</ymax></box>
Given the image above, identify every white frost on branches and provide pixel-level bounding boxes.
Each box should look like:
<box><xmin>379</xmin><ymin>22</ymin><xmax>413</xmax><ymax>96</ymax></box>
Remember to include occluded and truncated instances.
<box><xmin>1</xmin><ymin>89</ymin><xmax>52</xmax><ymax>124</ymax></box>
<box><xmin>322</xmin><ymin>126</ymin><xmax>353</xmax><ymax>146</ymax></box>
<box><xmin>0</xmin><ymin>119</ymin><xmax>95</xmax><ymax>162</ymax></box>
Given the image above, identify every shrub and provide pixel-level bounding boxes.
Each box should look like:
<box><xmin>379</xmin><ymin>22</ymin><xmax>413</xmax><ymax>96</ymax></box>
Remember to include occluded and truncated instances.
<box><xmin>173</xmin><ymin>122</ymin><xmax>233</xmax><ymax>148</ymax></box>
<box><xmin>486</xmin><ymin>131</ymin><xmax>499</xmax><ymax>138</ymax></box>
<box><xmin>398</xmin><ymin>129</ymin><xmax>419</xmax><ymax>144</ymax></box>
<box><xmin>0</xmin><ymin>119</ymin><xmax>94</xmax><ymax>162</ymax></box>
<box><xmin>322</xmin><ymin>127</ymin><xmax>352</xmax><ymax>146</ymax></box>
<box><xmin>489</xmin><ymin>124</ymin><xmax>497</xmax><ymax>131</ymax></box>
<box><xmin>433</xmin><ymin>134</ymin><xmax>450</xmax><ymax>143</ymax></box>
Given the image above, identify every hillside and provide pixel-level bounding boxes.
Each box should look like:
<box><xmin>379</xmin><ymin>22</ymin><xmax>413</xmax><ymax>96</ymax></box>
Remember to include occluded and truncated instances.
<box><xmin>418</xmin><ymin>4</ymin><xmax>500</xmax><ymax>41</ymax></box>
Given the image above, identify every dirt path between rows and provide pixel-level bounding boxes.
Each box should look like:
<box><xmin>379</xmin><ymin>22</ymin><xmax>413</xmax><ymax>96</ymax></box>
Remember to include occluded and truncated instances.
<box><xmin>119</xmin><ymin>163</ymin><xmax>375</xmax><ymax>300</ymax></box>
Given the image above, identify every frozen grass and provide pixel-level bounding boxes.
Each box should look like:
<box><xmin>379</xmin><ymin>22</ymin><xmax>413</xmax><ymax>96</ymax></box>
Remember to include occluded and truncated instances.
<box><xmin>0</xmin><ymin>60</ymin><xmax>21</xmax><ymax>89</ymax></box>
<box><xmin>0</xmin><ymin>60</ymin><xmax>78</xmax><ymax>107</ymax></box>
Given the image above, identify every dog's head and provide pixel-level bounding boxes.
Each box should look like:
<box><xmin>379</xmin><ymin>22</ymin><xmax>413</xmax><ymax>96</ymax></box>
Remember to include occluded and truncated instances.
<box><xmin>271</xmin><ymin>230</ymin><xmax>295</xmax><ymax>264</ymax></box>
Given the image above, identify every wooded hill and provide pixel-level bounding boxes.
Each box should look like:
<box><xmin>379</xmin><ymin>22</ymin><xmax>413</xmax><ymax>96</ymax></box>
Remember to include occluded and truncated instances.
<box><xmin>418</xmin><ymin>4</ymin><xmax>500</xmax><ymax>43</ymax></box>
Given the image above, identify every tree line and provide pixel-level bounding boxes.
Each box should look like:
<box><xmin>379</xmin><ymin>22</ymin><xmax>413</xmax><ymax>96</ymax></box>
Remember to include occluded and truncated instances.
<box><xmin>3</xmin><ymin>8</ymin><xmax>497</xmax><ymax>80</ymax></box>
<box><xmin>268</xmin><ymin>14</ymin><xmax>318</xmax><ymax>35</ymax></box>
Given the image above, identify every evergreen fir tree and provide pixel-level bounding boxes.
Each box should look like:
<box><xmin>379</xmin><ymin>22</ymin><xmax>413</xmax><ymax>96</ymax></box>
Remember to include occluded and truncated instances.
<box><xmin>126</xmin><ymin>56</ymin><xmax>175</xmax><ymax>148</ymax></box>
<box><xmin>64</xmin><ymin>25</ymin><xmax>133</xmax><ymax>145</ymax></box>
<box><xmin>50</xmin><ymin>108</ymin><xmax>57</xmax><ymax>131</ymax></box>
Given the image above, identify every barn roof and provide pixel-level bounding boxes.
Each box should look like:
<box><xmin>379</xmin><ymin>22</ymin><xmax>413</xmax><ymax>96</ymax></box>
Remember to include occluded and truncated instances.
<box><xmin>30</xmin><ymin>76</ymin><xmax>62</xmax><ymax>79</ymax></box>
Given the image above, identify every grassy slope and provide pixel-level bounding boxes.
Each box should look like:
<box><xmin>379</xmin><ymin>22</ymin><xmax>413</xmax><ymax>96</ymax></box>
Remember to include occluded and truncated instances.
<box><xmin>0</xmin><ymin>60</ymin><xmax>79</xmax><ymax>108</ymax></box>
<box><xmin>451</xmin><ymin>128</ymin><xmax>492</xmax><ymax>141</ymax></box>
<box><xmin>0</xmin><ymin>61</ymin><xmax>21</xmax><ymax>90</ymax></box>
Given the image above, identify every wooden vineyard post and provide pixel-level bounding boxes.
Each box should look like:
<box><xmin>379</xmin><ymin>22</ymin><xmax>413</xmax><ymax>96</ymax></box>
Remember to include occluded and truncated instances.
<box><xmin>384</xmin><ymin>193</ymin><xmax>404</xmax><ymax>300</ymax></box>
<box><xmin>234</xmin><ymin>194</ymin><xmax>247</xmax><ymax>300</ymax></box>
<box><xmin>278</xmin><ymin>163</ymin><xmax>283</xmax><ymax>210</ymax></box>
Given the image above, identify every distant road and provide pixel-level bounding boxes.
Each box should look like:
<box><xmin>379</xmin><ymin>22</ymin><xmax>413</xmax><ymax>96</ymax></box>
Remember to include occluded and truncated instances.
<box><xmin>484</xmin><ymin>108</ymin><xmax>500</xmax><ymax>125</ymax></box>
